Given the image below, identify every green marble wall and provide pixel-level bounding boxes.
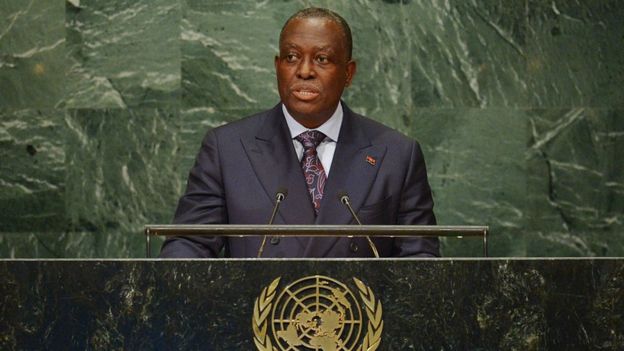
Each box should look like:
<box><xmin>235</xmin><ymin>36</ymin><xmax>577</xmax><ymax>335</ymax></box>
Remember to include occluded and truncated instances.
<box><xmin>0</xmin><ymin>0</ymin><xmax>622</xmax><ymax>258</ymax></box>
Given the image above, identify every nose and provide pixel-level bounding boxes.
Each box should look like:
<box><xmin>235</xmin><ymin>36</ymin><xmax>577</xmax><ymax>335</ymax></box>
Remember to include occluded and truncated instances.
<box><xmin>296</xmin><ymin>58</ymin><xmax>315</xmax><ymax>79</ymax></box>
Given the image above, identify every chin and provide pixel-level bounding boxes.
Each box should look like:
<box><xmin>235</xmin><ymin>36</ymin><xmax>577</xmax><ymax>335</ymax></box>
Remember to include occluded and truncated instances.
<box><xmin>287</xmin><ymin>102</ymin><xmax>320</xmax><ymax>118</ymax></box>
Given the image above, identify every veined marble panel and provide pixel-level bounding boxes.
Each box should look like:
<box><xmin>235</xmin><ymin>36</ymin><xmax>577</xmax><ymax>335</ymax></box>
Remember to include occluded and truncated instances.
<box><xmin>0</xmin><ymin>0</ymin><xmax>66</xmax><ymax>108</ymax></box>
<box><xmin>526</xmin><ymin>108</ymin><xmax>624</xmax><ymax>256</ymax></box>
<box><xmin>63</xmin><ymin>0</ymin><xmax>181</xmax><ymax>108</ymax></box>
<box><xmin>407</xmin><ymin>0</ymin><xmax>529</xmax><ymax>108</ymax></box>
<box><xmin>527</xmin><ymin>0</ymin><xmax>624</xmax><ymax>108</ymax></box>
<box><xmin>0</xmin><ymin>109</ymin><xmax>66</xmax><ymax>232</ymax></box>
<box><xmin>0</xmin><ymin>232</ymin><xmax>92</xmax><ymax>258</ymax></box>
<box><xmin>64</xmin><ymin>108</ymin><xmax>183</xmax><ymax>257</ymax></box>
<box><xmin>409</xmin><ymin>108</ymin><xmax>528</xmax><ymax>257</ymax></box>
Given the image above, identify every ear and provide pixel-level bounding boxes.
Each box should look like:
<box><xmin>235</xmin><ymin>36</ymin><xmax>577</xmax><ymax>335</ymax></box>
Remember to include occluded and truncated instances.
<box><xmin>344</xmin><ymin>60</ymin><xmax>357</xmax><ymax>87</ymax></box>
<box><xmin>274</xmin><ymin>55</ymin><xmax>279</xmax><ymax>71</ymax></box>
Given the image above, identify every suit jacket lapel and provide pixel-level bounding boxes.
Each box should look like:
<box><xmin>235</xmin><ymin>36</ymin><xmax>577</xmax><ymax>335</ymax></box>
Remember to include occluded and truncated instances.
<box><xmin>303</xmin><ymin>105</ymin><xmax>387</xmax><ymax>257</ymax></box>
<box><xmin>240</xmin><ymin>105</ymin><xmax>316</xmax><ymax>229</ymax></box>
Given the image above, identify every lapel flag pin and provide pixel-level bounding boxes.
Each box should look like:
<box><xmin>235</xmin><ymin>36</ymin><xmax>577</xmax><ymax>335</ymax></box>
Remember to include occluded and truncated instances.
<box><xmin>366</xmin><ymin>155</ymin><xmax>376</xmax><ymax>166</ymax></box>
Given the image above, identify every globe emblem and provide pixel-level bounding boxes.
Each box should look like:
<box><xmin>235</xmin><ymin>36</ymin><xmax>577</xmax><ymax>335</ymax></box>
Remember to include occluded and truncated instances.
<box><xmin>271</xmin><ymin>275</ymin><xmax>363</xmax><ymax>351</ymax></box>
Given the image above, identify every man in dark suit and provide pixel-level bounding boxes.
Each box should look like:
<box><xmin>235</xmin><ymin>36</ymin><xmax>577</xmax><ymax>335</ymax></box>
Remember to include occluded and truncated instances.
<box><xmin>160</xmin><ymin>8</ymin><xmax>439</xmax><ymax>258</ymax></box>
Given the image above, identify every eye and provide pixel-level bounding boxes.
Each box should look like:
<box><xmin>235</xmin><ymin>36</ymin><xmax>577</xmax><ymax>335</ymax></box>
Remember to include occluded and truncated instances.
<box><xmin>316</xmin><ymin>55</ymin><xmax>329</xmax><ymax>64</ymax></box>
<box><xmin>285</xmin><ymin>53</ymin><xmax>298</xmax><ymax>63</ymax></box>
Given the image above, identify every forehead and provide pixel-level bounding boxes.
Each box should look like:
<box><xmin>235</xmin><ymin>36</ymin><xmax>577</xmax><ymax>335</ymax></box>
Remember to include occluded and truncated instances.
<box><xmin>280</xmin><ymin>17</ymin><xmax>346</xmax><ymax>51</ymax></box>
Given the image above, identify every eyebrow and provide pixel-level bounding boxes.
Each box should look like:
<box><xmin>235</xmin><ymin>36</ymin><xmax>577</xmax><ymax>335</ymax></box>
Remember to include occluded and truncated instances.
<box><xmin>314</xmin><ymin>45</ymin><xmax>335</xmax><ymax>53</ymax></box>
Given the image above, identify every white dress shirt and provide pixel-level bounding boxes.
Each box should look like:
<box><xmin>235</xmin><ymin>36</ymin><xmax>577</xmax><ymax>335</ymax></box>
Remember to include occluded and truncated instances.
<box><xmin>282</xmin><ymin>102</ymin><xmax>343</xmax><ymax>176</ymax></box>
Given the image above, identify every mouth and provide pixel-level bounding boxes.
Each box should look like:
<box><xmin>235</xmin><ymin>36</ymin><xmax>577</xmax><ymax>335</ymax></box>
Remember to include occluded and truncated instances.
<box><xmin>291</xmin><ymin>88</ymin><xmax>320</xmax><ymax>101</ymax></box>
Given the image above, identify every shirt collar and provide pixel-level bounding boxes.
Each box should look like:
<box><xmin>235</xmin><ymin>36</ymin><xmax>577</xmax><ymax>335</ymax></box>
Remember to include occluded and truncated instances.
<box><xmin>282</xmin><ymin>102</ymin><xmax>343</xmax><ymax>142</ymax></box>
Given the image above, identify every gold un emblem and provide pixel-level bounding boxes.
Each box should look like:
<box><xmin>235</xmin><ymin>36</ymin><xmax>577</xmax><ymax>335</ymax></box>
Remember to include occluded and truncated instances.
<box><xmin>252</xmin><ymin>275</ymin><xmax>383</xmax><ymax>351</ymax></box>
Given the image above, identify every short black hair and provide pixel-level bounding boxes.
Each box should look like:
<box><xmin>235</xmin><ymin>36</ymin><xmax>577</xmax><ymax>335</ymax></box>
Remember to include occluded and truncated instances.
<box><xmin>280</xmin><ymin>7</ymin><xmax>353</xmax><ymax>60</ymax></box>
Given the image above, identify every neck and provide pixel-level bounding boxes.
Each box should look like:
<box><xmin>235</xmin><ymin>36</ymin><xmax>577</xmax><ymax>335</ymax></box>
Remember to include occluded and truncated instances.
<box><xmin>295</xmin><ymin>116</ymin><xmax>329</xmax><ymax>129</ymax></box>
<box><xmin>285</xmin><ymin>102</ymin><xmax>342</xmax><ymax>129</ymax></box>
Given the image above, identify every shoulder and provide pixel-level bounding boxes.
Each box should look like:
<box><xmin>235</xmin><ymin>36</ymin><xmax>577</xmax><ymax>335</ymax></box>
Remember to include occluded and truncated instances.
<box><xmin>196</xmin><ymin>104</ymin><xmax>283</xmax><ymax>151</ymax></box>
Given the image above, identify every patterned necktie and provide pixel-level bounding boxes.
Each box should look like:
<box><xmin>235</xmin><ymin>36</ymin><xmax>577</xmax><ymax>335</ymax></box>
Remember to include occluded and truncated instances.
<box><xmin>295</xmin><ymin>130</ymin><xmax>327</xmax><ymax>215</ymax></box>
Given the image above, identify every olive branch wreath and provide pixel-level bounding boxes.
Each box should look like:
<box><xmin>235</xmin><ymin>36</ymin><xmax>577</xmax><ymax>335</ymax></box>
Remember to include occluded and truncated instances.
<box><xmin>353</xmin><ymin>277</ymin><xmax>383</xmax><ymax>351</ymax></box>
<box><xmin>252</xmin><ymin>277</ymin><xmax>280</xmax><ymax>351</ymax></box>
<box><xmin>252</xmin><ymin>277</ymin><xmax>383</xmax><ymax>351</ymax></box>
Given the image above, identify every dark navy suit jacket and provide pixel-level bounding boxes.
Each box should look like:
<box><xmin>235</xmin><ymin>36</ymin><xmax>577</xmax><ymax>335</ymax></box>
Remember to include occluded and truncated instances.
<box><xmin>159</xmin><ymin>103</ymin><xmax>439</xmax><ymax>258</ymax></box>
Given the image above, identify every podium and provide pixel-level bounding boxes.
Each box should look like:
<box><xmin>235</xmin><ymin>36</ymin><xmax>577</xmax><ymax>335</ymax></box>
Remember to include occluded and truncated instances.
<box><xmin>1</xmin><ymin>258</ymin><xmax>623</xmax><ymax>349</ymax></box>
<box><xmin>143</xmin><ymin>224</ymin><xmax>487</xmax><ymax>349</ymax></box>
<box><xmin>2</xmin><ymin>224</ymin><xmax>623</xmax><ymax>349</ymax></box>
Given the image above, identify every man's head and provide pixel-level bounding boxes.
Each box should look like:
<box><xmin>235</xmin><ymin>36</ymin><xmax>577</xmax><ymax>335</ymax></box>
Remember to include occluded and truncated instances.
<box><xmin>275</xmin><ymin>8</ymin><xmax>357</xmax><ymax>128</ymax></box>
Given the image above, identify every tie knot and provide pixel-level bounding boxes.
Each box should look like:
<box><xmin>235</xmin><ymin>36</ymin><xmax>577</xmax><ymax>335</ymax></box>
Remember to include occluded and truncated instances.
<box><xmin>295</xmin><ymin>130</ymin><xmax>326</xmax><ymax>150</ymax></box>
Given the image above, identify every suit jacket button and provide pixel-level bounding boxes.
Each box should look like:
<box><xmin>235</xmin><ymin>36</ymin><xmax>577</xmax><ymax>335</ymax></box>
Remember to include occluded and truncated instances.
<box><xmin>350</xmin><ymin>242</ymin><xmax>358</xmax><ymax>253</ymax></box>
<box><xmin>270</xmin><ymin>237</ymin><xmax>280</xmax><ymax>245</ymax></box>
